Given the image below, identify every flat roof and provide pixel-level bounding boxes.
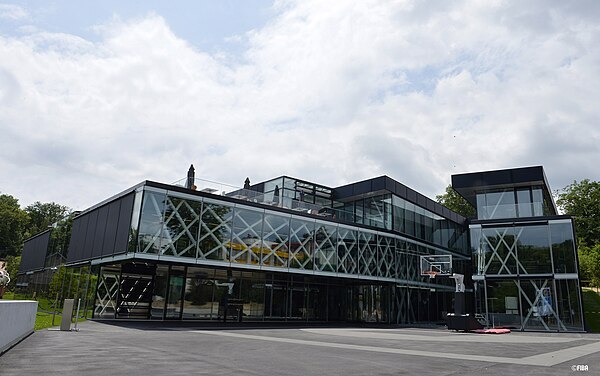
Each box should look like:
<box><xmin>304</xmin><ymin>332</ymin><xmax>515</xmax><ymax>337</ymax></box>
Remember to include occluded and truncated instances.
<box><xmin>333</xmin><ymin>176</ymin><xmax>466</xmax><ymax>224</ymax></box>
<box><xmin>451</xmin><ymin>166</ymin><xmax>556</xmax><ymax>211</ymax></box>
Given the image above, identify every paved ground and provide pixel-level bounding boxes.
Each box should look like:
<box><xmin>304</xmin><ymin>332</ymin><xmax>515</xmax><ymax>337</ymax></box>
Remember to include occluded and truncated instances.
<box><xmin>1</xmin><ymin>321</ymin><xmax>599</xmax><ymax>375</ymax></box>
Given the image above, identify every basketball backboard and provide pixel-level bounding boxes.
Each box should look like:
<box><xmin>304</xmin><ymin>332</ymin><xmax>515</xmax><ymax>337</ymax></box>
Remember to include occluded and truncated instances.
<box><xmin>420</xmin><ymin>255</ymin><xmax>452</xmax><ymax>278</ymax></box>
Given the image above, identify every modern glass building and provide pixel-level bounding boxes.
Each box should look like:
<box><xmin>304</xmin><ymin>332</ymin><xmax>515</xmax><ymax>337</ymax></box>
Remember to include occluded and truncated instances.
<box><xmin>453</xmin><ymin>166</ymin><xmax>584</xmax><ymax>331</ymax></box>
<box><xmin>16</xmin><ymin>166</ymin><xmax>584</xmax><ymax>331</ymax></box>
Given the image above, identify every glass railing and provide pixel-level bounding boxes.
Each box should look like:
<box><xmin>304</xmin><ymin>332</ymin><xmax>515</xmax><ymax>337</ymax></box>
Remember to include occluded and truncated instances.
<box><xmin>477</xmin><ymin>203</ymin><xmax>543</xmax><ymax>220</ymax></box>
<box><xmin>171</xmin><ymin>177</ymin><xmax>355</xmax><ymax>221</ymax></box>
<box><xmin>171</xmin><ymin>177</ymin><xmax>240</xmax><ymax>195</ymax></box>
<box><xmin>169</xmin><ymin>177</ymin><xmax>467</xmax><ymax>250</ymax></box>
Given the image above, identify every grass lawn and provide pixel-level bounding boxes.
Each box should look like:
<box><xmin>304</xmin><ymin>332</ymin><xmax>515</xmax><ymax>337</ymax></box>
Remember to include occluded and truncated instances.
<box><xmin>583</xmin><ymin>288</ymin><xmax>600</xmax><ymax>333</ymax></box>
<box><xmin>35</xmin><ymin>311</ymin><xmax>62</xmax><ymax>330</ymax></box>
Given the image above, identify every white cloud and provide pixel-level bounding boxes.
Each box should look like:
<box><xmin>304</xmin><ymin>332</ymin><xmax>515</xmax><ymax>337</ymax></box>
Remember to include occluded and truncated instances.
<box><xmin>0</xmin><ymin>1</ymin><xmax>599</xmax><ymax>210</ymax></box>
<box><xmin>0</xmin><ymin>3</ymin><xmax>27</xmax><ymax>20</ymax></box>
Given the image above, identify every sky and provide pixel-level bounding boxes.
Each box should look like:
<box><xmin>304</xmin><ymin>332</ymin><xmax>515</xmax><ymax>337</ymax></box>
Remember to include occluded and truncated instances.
<box><xmin>0</xmin><ymin>0</ymin><xmax>599</xmax><ymax>211</ymax></box>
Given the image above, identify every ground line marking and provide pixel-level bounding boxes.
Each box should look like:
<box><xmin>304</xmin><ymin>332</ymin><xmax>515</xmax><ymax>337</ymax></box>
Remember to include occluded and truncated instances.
<box><xmin>193</xmin><ymin>330</ymin><xmax>580</xmax><ymax>367</ymax></box>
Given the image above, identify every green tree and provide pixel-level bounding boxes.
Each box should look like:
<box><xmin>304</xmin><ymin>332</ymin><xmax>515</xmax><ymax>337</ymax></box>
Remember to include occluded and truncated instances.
<box><xmin>24</xmin><ymin>201</ymin><xmax>71</xmax><ymax>238</ymax></box>
<box><xmin>557</xmin><ymin>179</ymin><xmax>600</xmax><ymax>248</ymax></box>
<box><xmin>578</xmin><ymin>244</ymin><xmax>600</xmax><ymax>287</ymax></box>
<box><xmin>436</xmin><ymin>185</ymin><xmax>476</xmax><ymax>218</ymax></box>
<box><xmin>49</xmin><ymin>266</ymin><xmax>66</xmax><ymax>300</ymax></box>
<box><xmin>0</xmin><ymin>194</ymin><xmax>29</xmax><ymax>258</ymax></box>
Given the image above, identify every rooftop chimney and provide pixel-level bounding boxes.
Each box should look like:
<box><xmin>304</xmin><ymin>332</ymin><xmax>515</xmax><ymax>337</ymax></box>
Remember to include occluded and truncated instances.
<box><xmin>186</xmin><ymin>164</ymin><xmax>195</xmax><ymax>189</ymax></box>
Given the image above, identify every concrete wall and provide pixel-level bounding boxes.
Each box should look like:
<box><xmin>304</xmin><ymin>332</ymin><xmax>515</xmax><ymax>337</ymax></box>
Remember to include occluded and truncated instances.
<box><xmin>0</xmin><ymin>300</ymin><xmax>38</xmax><ymax>354</ymax></box>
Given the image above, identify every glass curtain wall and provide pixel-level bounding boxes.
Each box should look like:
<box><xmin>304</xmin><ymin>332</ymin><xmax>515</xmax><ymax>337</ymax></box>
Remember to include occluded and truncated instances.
<box><xmin>470</xmin><ymin>219</ymin><xmax>584</xmax><ymax>331</ymax></box>
<box><xmin>143</xmin><ymin>265</ymin><xmax>398</xmax><ymax>323</ymax></box>
<box><xmin>476</xmin><ymin>187</ymin><xmax>552</xmax><ymax>220</ymax></box>
<box><xmin>262</xmin><ymin>177</ymin><xmax>334</xmax><ymax>210</ymax></box>
<box><xmin>471</xmin><ymin>222</ymin><xmax>578</xmax><ymax>277</ymax></box>
<box><xmin>129</xmin><ymin>186</ymin><xmax>460</xmax><ymax>292</ymax></box>
<box><xmin>391</xmin><ymin>195</ymin><xmax>466</xmax><ymax>253</ymax></box>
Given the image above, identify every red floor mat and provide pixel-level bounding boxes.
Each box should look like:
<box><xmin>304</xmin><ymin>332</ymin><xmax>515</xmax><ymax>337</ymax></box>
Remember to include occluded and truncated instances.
<box><xmin>471</xmin><ymin>328</ymin><xmax>511</xmax><ymax>334</ymax></box>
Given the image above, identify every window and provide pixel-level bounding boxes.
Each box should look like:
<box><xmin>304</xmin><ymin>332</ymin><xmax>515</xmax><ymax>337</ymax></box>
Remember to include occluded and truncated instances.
<box><xmin>516</xmin><ymin>189</ymin><xmax>532</xmax><ymax>217</ymax></box>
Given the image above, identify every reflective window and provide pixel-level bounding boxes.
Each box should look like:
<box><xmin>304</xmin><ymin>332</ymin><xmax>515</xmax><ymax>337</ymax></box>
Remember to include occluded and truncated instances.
<box><xmin>439</xmin><ymin>219</ymin><xmax>449</xmax><ymax>249</ymax></box>
<box><xmin>405</xmin><ymin>248</ymin><xmax>420</xmax><ymax>282</ymax></box>
<box><xmin>230</xmin><ymin>207</ymin><xmax>263</xmax><ymax>265</ymax></box>
<box><xmin>394</xmin><ymin>240</ymin><xmax>407</xmax><ymax>280</ymax></box>
<box><xmin>476</xmin><ymin>194</ymin><xmax>487</xmax><ymax>218</ymax></box>
<box><xmin>550</xmin><ymin>221</ymin><xmax>577</xmax><ymax>274</ymax></box>
<box><xmin>128</xmin><ymin>190</ymin><xmax>143</xmax><ymax>252</ymax></box>
<box><xmin>365</xmin><ymin>196</ymin><xmax>385</xmax><ymax>229</ymax></box>
<box><xmin>183</xmin><ymin>267</ymin><xmax>216</xmax><ymax>320</ymax></box>
<box><xmin>283</xmin><ymin>177</ymin><xmax>296</xmax><ymax>190</ymax></box>
<box><xmin>520</xmin><ymin>279</ymin><xmax>558</xmax><ymax>331</ymax></box>
<box><xmin>404</xmin><ymin>202</ymin><xmax>415</xmax><ymax>237</ymax></box>
<box><xmin>314</xmin><ymin>223</ymin><xmax>337</xmax><ymax>272</ymax></box>
<box><xmin>383</xmin><ymin>196</ymin><xmax>392</xmax><ymax>230</ymax></box>
<box><xmin>264</xmin><ymin>178</ymin><xmax>284</xmax><ymax>194</ymax></box>
<box><xmin>137</xmin><ymin>191</ymin><xmax>167</xmax><ymax>254</ymax></box>
<box><xmin>433</xmin><ymin>216</ymin><xmax>443</xmax><ymax>245</ymax></box>
<box><xmin>358</xmin><ymin>231</ymin><xmax>377</xmax><ymax>276</ymax></box>
<box><xmin>165</xmin><ymin>266</ymin><xmax>185</xmax><ymax>319</ymax></box>
<box><xmin>532</xmin><ymin>188</ymin><xmax>543</xmax><ymax>216</ymax></box>
<box><xmin>355</xmin><ymin>200</ymin><xmax>364</xmax><ymax>225</ymax></box>
<box><xmin>486</xmin><ymin>191</ymin><xmax>516</xmax><ymax>219</ymax></box>
<box><xmin>337</xmin><ymin>226</ymin><xmax>358</xmax><ymax>274</ymax></box>
<box><xmin>414</xmin><ymin>205</ymin><xmax>423</xmax><ymax>240</ymax></box>
<box><xmin>477</xmin><ymin>188</ymin><xmax>551</xmax><ymax>219</ymax></box>
<box><xmin>315</xmin><ymin>196</ymin><xmax>332</xmax><ymax>207</ymax></box>
<box><xmin>392</xmin><ymin>196</ymin><xmax>405</xmax><ymax>233</ymax></box>
<box><xmin>289</xmin><ymin>218</ymin><xmax>315</xmax><ymax>270</ymax></box>
<box><xmin>198</xmin><ymin>200</ymin><xmax>232</xmax><ymax>261</ymax></box>
<box><xmin>470</xmin><ymin>226</ymin><xmax>484</xmax><ymax>275</ymax></box>
<box><xmin>261</xmin><ymin>213</ymin><xmax>290</xmax><ymax>268</ymax></box>
<box><xmin>160</xmin><ymin>196</ymin><xmax>201</xmax><ymax>258</ymax></box>
<box><xmin>151</xmin><ymin>265</ymin><xmax>168</xmax><ymax>319</ymax></box>
<box><xmin>555</xmin><ymin>279</ymin><xmax>584</xmax><ymax>331</ymax></box>
<box><xmin>378</xmin><ymin>235</ymin><xmax>394</xmax><ymax>278</ymax></box>
<box><xmin>485</xmin><ymin>280</ymin><xmax>522</xmax><ymax>329</ymax></box>
<box><xmin>481</xmin><ymin>227</ymin><xmax>518</xmax><ymax>275</ymax></box>
<box><xmin>516</xmin><ymin>189</ymin><xmax>532</xmax><ymax>217</ymax></box>
<box><xmin>94</xmin><ymin>265</ymin><xmax>120</xmax><ymax>319</ymax></box>
<box><xmin>516</xmin><ymin>225</ymin><xmax>552</xmax><ymax>275</ymax></box>
<box><xmin>245</xmin><ymin>273</ymin><xmax>266</xmax><ymax>320</ymax></box>
<box><xmin>423</xmin><ymin>212</ymin><xmax>434</xmax><ymax>243</ymax></box>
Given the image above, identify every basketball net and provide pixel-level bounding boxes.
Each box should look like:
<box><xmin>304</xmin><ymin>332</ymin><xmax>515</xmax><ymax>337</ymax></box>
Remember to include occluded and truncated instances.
<box><xmin>423</xmin><ymin>270</ymin><xmax>439</xmax><ymax>279</ymax></box>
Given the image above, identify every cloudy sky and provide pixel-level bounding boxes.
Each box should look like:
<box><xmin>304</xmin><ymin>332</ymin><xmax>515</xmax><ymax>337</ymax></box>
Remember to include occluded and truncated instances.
<box><xmin>1</xmin><ymin>0</ymin><xmax>599</xmax><ymax>210</ymax></box>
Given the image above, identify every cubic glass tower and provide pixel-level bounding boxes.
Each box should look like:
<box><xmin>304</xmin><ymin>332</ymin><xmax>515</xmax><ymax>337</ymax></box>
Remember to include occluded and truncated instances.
<box><xmin>16</xmin><ymin>166</ymin><xmax>585</xmax><ymax>331</ymax></box>
<box><xmin>453</xmin><ymin>166</ymin><xmax>584</xmax><ymax>331</ymax></box>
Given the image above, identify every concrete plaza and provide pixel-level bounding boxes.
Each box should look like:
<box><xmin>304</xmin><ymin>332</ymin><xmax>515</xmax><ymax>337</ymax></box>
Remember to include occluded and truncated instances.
<box><xmin>1</xmin><ymin>321</ymin><xmax>599</xmax><ymax>375</ymax></box>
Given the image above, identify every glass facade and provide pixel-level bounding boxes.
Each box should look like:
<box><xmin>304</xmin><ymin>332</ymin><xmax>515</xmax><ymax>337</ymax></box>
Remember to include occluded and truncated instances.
<box><xmin>261</xmin><ymin>177</ymin><xmax>334</xmax><ymax>210</ymax></box>
<box><xmin>86</xmin><ymin>185</ymin><xmax>466</xmax><ymax>324</ymax></box>
<box><xmin>340</xmin><ymin>194</ymin><xmax>467</xmax><ymax>253</ymax></box>
<box><xmin>468</xmin><ymin>169</ymin><xmax>584</xmax><ymax>332</ymax></box>
<box><xmin>475</xmin><ymin>277</ymin><xmax>584</xmax><ymax>332</ymax></box>
<box><xmin>472</xmin><ymin>222</ymin><xmax>578</xmax><ymax>277</ymax></box>
<box><xmin>476</xmin><ymin>187</ymin><xmax>553</xmax><ymax>220</ymax></box>
<box><xmin>129</xmin><ymin>187</ymin><xmax>462</xmax><ymax>282</ymax></box>
<box><xmin>18</xmin><ymin>167</ymin><xmax>584</xmax><ymax>331</ymax></box>
<box><xmin>91</xmin><ymin>262</ymin><xmax>451</xmax><ymax>324</ymax></box>
<box><xmin>471</xmin><ymin>221</ymin><xmax>583</xmax><ymax>331</ymax></box>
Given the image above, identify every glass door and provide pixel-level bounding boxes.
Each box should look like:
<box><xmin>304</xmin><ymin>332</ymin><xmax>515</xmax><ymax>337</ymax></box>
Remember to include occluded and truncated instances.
<box><xmin>165</xmin><ymin>266</ymin><xmax>185</xmax><ymax>320</ymax></box>
<box><xmin>151</xmin><ymin>265</ymin><xmax>168</xmax><ymax>319</ymax></box>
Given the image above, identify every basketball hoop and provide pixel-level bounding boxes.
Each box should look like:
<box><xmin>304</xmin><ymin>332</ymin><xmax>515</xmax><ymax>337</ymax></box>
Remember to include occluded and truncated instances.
<box><xmin>423</xmin><ymin>270</ymin><xmax>439</xmax><ymax>279</ymax></box>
